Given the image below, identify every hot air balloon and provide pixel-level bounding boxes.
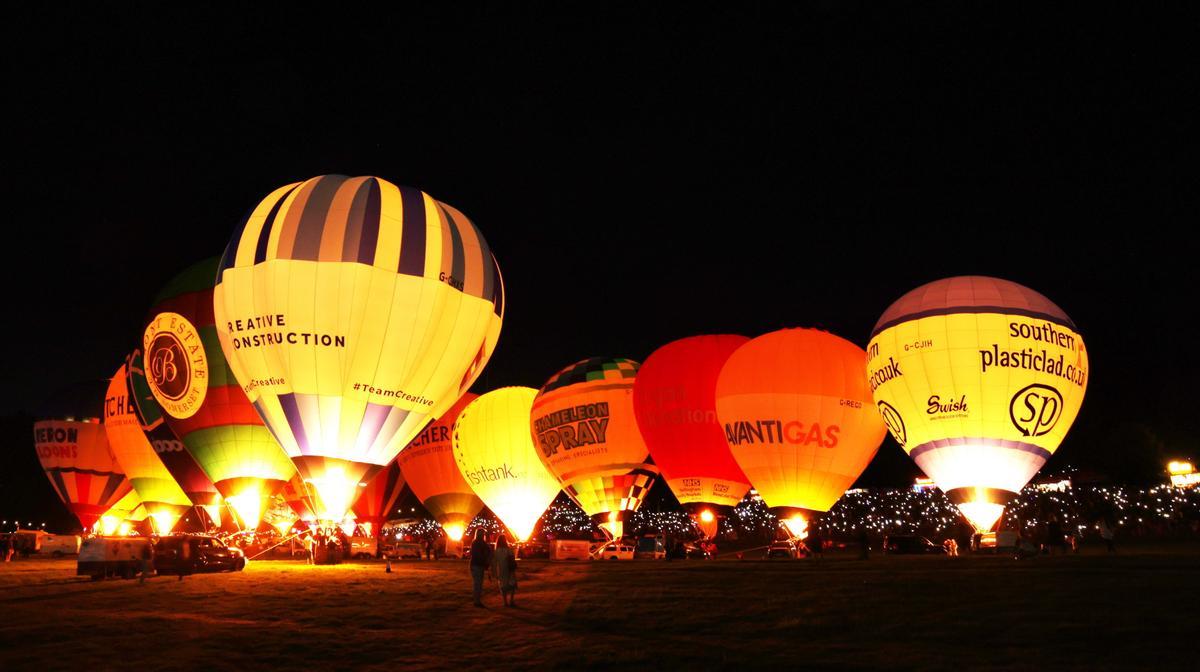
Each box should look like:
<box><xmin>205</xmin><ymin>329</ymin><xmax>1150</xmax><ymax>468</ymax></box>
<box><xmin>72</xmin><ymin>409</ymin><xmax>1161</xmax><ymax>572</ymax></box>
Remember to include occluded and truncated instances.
<box><xmin>33</xmin><ymin>381</ymin><xmax>133</xmax><ymax>532</ymax></box>
<box><xmin>142</xmin><ymin>258</ymin><xmax>298</xmax><ymax>530</ymax></box>
<box><xmin>867</xmin><ymin>276</ymin><xmax>1088</xmax><ymax>532</ymax></box>
<box><xmin>214</xmin><ymin>175</ymin><xmax>505</xmax><ymax>520</ymax></box>
<box><xmin>351</xmin><ymin>459</ymin><xmax>406</xmax><ymax>541</ymax></box>
<box><xmin>124</xmin><ymin>350</ymin><xmax>223</xmax><ymax>528</ymax></box>
<box><xmin>104</xmin><ymin>361</ymin><xmax>193</xmax><ymax>535</ymax></box>
<box><xmin>532</xmin><ymin>358</ymin><xmax>659</xmax><ymax>539</ymax></box>
<box><xmin>633</xmin><ymin>335</ymin><xmax>751</xmax><ymax>538</ymax></box>
<box><xmin>452</xmin><ymin>388</ymin><xmax>560</xmax><ymax>542</ymax></box>
<box><xmin>397</xmin><ymin>393</ymin><xmax>483</xmax><ymax>542</ymax></box>
<box><xmin>715</xmin><ymin>329</ymin><xmax>886</xmax><ymax>539</ymax></box>
<box><xmin>281</xmin><ymin>473</ymin><xmax>319</xmax><ymax>523</ymax></box>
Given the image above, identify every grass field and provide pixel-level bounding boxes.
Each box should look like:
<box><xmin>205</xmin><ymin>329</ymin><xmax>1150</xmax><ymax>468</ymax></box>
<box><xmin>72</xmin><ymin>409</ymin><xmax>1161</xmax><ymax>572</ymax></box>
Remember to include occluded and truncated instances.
<box><xmin>2</xmin><ymin>544</ymin><xmax>1197</xmax><ymax>671</ymax></box>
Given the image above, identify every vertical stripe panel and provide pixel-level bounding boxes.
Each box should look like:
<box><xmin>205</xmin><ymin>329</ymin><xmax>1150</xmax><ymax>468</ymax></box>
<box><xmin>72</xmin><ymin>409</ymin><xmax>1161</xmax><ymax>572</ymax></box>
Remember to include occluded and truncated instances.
<box><xmin>356</xmin><ymin>179</ymin><xmax>381</xmax><ymax>265</ymax></box>
<box><xmin>253</xmin><ymin>184</ymin><xmax>301</xmax><ymax>264</ymax></box>
<box><xmin>319</xmin><ymin>177</ymin><xmax>369</xmax><ymax>262</ymax></box>
<box><xmin>274</xmin><ymin>178</ymin><xmax>320</xmax><ymax>260</ymax></box>
<box><xmin>292</xmin><ymin>175</ymin><xmax>347</xmax><ymax>261</ymax></box>
<box><xmin>278</xmin><ymin>394</ymin><xmax>311</xmax><ymax>455</ymax></box>
<box><xmin>397</xmin><ymin>186</ymin><xmax>428</xmax><ymax>276</ymax></box>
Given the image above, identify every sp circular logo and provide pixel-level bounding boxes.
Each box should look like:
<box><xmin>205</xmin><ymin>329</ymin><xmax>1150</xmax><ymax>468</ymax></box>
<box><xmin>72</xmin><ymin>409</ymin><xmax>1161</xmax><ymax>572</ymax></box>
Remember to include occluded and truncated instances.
<box><xmin>1009</xmin><ymin>383</ymin><xmax>1063</xmax><ymax>438</ymax></box>
<box><xmin>877</xmin><ymin>400</ymin><xmax>907</xmax><ymax>447</ymax></box>
<box><xmin>143</xmin><ymin>312</ymin><xmax>207</xmax><ymax>419</ymax></box>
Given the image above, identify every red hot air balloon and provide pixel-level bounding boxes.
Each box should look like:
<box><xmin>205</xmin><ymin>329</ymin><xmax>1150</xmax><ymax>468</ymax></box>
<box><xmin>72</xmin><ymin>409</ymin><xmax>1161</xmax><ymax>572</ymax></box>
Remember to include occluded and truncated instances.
<box><xmin>634</xmin><ymin>335</ymin><xmax>751</xmax><ymax>537</ymax></box>
<box><xmin>352</xmin><ymin>460</ymin><xmax>406</xmax><ymax>540</ymax></box>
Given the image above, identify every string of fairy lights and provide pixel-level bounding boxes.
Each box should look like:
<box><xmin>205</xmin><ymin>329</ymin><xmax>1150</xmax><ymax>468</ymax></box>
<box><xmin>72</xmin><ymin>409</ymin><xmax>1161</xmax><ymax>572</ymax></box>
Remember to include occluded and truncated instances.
<box><xmin>376</xmin><ymin>483</ymin><xmax>1200</xmax><ymax>542</ymax></box>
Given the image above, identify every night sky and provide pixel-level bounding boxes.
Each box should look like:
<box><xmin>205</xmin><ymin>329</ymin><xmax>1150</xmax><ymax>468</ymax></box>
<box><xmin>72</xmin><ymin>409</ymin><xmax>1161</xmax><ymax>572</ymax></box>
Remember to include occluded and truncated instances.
<box><xmin>3</xmin><ymin>5</ymin><xmax>1195</xmax><ymax>523</ymax></box>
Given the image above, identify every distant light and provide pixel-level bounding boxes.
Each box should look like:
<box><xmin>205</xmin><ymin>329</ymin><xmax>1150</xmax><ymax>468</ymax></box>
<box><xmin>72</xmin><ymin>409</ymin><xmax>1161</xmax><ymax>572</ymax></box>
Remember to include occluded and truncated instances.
<box><xmin>1167</xmin><ymin>460</ymin><xmax>1194</xmax><ymax>476</ymax></box>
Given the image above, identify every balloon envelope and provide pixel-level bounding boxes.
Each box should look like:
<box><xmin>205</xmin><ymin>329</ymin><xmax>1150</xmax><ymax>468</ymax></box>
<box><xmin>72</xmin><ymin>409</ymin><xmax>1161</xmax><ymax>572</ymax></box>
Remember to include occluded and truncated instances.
<box><xmin>143</xmin><ymin>258</ymin><xmax>297</xmax><ymax>529</ymax></box>
<box><xmin>532</xmin><ymin>358</ymin><xmax>658</xmax><ymax>539</ymax></box>
<box><xmin>715</xmin><ymin>329</ymin><xmax>886</xmax><ymax>522</ymax></box>
<box><xmin>634</xmin><ymin>335</ymin><xmax>751</xmax><ymax>511</ymax></box>
<box><xmin>867</xmin><ymin>276</ymin><xmax>1088</xmax><ymax>531</ymax></box>
<box><xmin>104</xmin><ymin>362</ymin><xmax>192</xmax><ymax>534</ymax></box>
<box><xmin>124</xmin><ymin>350</ymin><xmax>222</xmax><ymax>514</ymax></box>
<box><xmin>453</xmin><ymin>388</ymin><xmax>560</xmax><ymax>541</ymax></box>
<box><xmin>33</xmin><ymin>381</ymin><xmax>133</xmax><ymax>531</ymax></box>
<box><xmin>351</xmin><ymin>459</ymin><xmax>406</xmax><ymax>534</ymax></box>
<box><xmin>397</xmin><ymin>393</ymin><xmax>482</xmax><ymax>541</ymax></box>
<box><xmin>214</xmin><ymin>175</ymin><xmax>504</xmax><ymax>519</ymax></box>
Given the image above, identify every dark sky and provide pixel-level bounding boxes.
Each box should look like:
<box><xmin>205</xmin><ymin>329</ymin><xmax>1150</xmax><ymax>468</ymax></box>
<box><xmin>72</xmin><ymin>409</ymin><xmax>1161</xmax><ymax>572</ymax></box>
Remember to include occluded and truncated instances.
<box><xmin>2</xmin><ymin>5</ymin><xmax>1196</xmax><ymax>521</ymax></box>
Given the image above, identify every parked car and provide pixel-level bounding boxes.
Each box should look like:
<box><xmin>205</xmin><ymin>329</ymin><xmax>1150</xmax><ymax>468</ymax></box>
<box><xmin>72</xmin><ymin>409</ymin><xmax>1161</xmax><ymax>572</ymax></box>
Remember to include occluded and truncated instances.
<box><xmin>592</xmin><ymin>542</ymin><xmax>636</xmax><ymax>560</ymax></box>
<box><xmin>882</xmin><ymin>534</ymin><xmax>944</xmax><ymax>555</ymax></box>
<box><xmin>766</xmin><ymin>540</ymin><xmax>801</xmax><ymax>559</ymax></box>
<box><xmin>518</xmin><ymin>541</ymin><xmax>549</xmax><ymax>559</ymax></box>
<box><xmin>154</xmin><ymin>535</ymin><xmax>246</xmax><ymax>574</ymax></box>
<box><xmin>634</xmin><ymin>536</ymin><xmax>666</xmax><ymax>559</ymax></box>
<box><xmin>388</xmin><ymin>541</ymin><xmax>424</xmax><ymax>559</ymax></box>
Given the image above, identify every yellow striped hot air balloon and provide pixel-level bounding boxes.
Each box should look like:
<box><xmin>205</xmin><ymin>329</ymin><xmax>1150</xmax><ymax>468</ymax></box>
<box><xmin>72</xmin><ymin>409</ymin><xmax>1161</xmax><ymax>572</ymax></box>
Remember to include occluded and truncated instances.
<box><xmin>867</xmin><ymin>276</ymin><xmax>1089</xmax><ymax>531</ymax></box>
<box><xmin>214</xmin><ymin>175</ymin><xmax>504</xmax><ymax>521</ymax></box>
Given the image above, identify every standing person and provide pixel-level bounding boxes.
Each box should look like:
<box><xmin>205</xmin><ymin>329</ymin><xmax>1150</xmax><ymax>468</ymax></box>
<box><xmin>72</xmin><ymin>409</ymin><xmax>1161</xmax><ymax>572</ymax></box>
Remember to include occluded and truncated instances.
<box><xmin>469</xmin><ymin>530</ymin><xmax>492</xmax><ymax>607</ymax></box>
<box><xmin>425</xmin><ymin>536</ymin><xmax>433</xmax><ymax>561</ymax></box>
<box><xmin>1099</xmin><ymin>517</ymin><xmax>1116</xmax><ymax>553</ymax></box>
<box><xmin>302</xmin><ymin>534</ymin><xmax>313</xmax><ymax>565</ymax></box>
<box><xmin>492</xmin><ymin>536</ymin><xmax>518</xmax><ymax>607</ymax></box>
<box><xmin>177</xmin><ymin>538</ymin><xmax>191</xmax><ymax>581</ymax></box>
<box><xmin>2</xmin><ymin>534</ymin><xmax>11</xmax><ymax>562</ymax></box>
<box><xmin>139</xmin><ymin>540</ymin><xmax>155</xmax><ymax>584</ymax></box>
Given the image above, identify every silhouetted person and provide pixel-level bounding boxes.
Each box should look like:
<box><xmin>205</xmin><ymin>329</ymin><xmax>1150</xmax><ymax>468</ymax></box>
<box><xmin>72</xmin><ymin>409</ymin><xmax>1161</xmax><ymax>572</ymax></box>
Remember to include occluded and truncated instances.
<box><xmin>1098</xmin><ymin>517</ymin><xmax>1116</xmax><ymax>553</ymax></box>
<box><xmin>140</xmin><ymin>541</ymin><xmax>155</xmax><ymax>584</ymax></box>
<box><xmin>469</xmin><ymin>530</ymin><xmax>492</xmax><ymax>607</ymax></box>
<box><xmin>492</xmin><ymin>535</ymin><xmax>518</xmax><ymax>607</ymax></box>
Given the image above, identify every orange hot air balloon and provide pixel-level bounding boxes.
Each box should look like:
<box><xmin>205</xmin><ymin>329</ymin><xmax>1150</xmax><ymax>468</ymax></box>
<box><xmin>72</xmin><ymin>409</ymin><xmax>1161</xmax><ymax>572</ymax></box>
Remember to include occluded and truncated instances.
<box><xmin>33</xmin><ymin>381</ymin><xmax>133</xmax><ymax>532</ymax></box>
<box><xmin>104</xmin><ymin>362</ymin><xmax>193</xmax><ymax>535</ymax></box>
<box><xmin>397</xmin><ymin>394</ymin><xmax>481</xmax><ymax>541</ymax></box>
<box><xmin>715</xmin><ymin>329</ymin><xmax>886</xmax><ymax>538</ymax></box>
<box><xmin>634</xmin><ymin>335</ymin><xmax>751</xmax><ymax>536</ymax></box>
<box><xmin>352</xmin><ymin>460</ymin><xmax>406</xmax><ymax>539</ymax></box>
<box><xmin>532</xmin><ymin>358</ymin><xmax>659</xmax><ymax>540</ymax></box>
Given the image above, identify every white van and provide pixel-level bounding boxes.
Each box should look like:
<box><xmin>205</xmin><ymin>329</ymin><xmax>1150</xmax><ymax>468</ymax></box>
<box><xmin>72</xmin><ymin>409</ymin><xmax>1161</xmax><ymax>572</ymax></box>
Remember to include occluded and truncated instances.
<box><xmin>550</xmin><ymin>539</ymin><xmax>591</xmax><ymax>561</ymax></box>
<box><xmin>77</xmin><ymin>537</ymin><xmax>153</xmax><ymax>580</ymax></box>
<box><xmin>12</xmin><ymin>530</ymin><xmax>80</xmax><ymax>557</ymax></box>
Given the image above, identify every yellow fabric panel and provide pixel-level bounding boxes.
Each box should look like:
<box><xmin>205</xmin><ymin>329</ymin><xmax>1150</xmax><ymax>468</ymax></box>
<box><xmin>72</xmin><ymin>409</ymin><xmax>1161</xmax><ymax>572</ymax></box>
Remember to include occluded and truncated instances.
<box><xmin>103</xmin><ymin>364</ymin><xmax>191</xmax><ymax>508</ymax></box>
